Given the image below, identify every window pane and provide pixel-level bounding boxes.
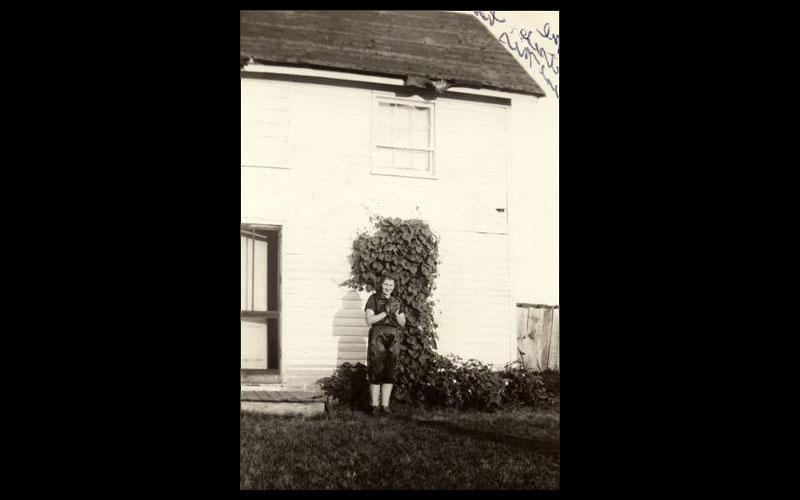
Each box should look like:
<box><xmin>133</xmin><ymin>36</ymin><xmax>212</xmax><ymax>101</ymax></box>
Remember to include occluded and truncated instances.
<box><xmin>411</xmin><ymin>106</ymin><xmax>430</xmax><ymax>128</ymax></box>
<box><xmin>393</xmin><ymin>105</ymin><xmax>411</xmax><ymax>128</ymax></box>
<box><xmin>241</xmin><ymin>319</ymin><xmax>268</xmax><ymax>370</ymax></box>
<box><xmin>375</xmin><ymin>147</ymin><xmax>393</xmax><ymax>168</ymax></box>
<box><xmin>377</xmin><ymin>102</ymin><xmax>393</xmax><ymax>123</ymax></box>
<box><xmin>244</xmin><ymin>236</ymin><xmax>254</xmax><ymax>310</ymax></box>
<box><xmin>253</xmin><ymin>238</ymin><xmax>268</xmax><ymax>311</ymax></box>
<box><xmin>373</xmin><ymin>99</ymin><xmax>435</xmax><ymax>175</ymax></box>
<box><xmin>392</xmin><ymin>127</ymin><xmax>410</xmax><ymax>148</ymax></box>
<box><xmin>241</xmin><ymin>236</ymin><xmax>249</xmax><ymax>310</ymax></box>
<box><xmin>393</xmin><ymin>149</ymin><xmax>411</xmax><ymax>169</ymax></box>
<box><xmin>410</xmin><ymin>150</ymin><xmax>430</xmax><ymax>171</ymax></box>
<box><xmin>411</xmin><ymin>128</ymin><xmax>429</xmax><ymax>149</ymax></box>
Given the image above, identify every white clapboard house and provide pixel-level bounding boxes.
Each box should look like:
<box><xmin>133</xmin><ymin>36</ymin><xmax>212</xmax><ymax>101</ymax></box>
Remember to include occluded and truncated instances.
<box><xmin>241</xmin><ymin>10</ymin><xmax>548</xmax><ymax>390</ymax></box>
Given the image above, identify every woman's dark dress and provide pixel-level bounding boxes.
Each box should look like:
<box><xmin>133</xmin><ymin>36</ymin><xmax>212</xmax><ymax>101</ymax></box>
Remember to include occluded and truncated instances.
<box><xmin>364</xmin><ymin>293</ymin><xmax>405</xmax><ymax>384</ymax></box>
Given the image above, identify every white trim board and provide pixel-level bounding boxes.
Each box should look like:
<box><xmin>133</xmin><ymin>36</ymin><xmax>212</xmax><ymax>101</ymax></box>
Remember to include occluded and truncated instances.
<box><xmin>241</xmin><ymin>63</ymin><xmax>531</xmax><ymax>101</ymax></box>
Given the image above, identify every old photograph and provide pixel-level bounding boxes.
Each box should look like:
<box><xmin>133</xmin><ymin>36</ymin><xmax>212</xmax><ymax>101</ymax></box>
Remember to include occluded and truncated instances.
<box><xmin>240</xmin><ymin>10</ymin><xmax>559</xmax><ymax>490</ymax></box>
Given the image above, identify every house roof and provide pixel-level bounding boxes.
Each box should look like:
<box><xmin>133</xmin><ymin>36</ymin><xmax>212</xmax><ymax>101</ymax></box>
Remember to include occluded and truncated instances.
<box><xmin>240</xmin><ymin>10</ymin><xmax>546</xmax><ymax>97</ymax></box>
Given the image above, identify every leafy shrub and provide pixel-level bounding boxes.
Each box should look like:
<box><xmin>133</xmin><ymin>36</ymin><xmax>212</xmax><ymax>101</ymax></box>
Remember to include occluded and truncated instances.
<box><xmin>499</xmin><ymin>362</ymin><xmax>552</xmax><ymax>407</ymax></box>
<box><xmin>418</xmin><ymin>354</ymin><xmax>502</xmax><ymax>411</ymax></box>
<box><xmin>317</xmin><ymin>357</ymin><xmax>557</xmax><ymax>411</ymax></box>
<box><xmin>540</xmin><ymin>368</ymin><xmax>560</xmax><ymax>396</ymax></box>
<box><xmin>316</xmin><ymin>362</ymin><xmax>369</xmax><ymax>410</ymax></box>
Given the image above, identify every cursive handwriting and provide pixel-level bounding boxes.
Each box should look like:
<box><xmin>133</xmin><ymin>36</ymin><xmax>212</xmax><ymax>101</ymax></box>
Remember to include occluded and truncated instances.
<box><xmin>519</xmin><ymin>29</ymin><xmax>558</xmax><ymax>76</ymax></box>
<box><xmin>481</xmin><ymin>15</ymin><xmax>558</xmax><ymax>100</ymax></box>
<box><xmin>519</xmin><ymin>27</ymin><xmax>560</xmax><ymax>98</ymax></box>
<box><xmin>498</xmin><ymin>31</ymin><xmax>541</xmax><ymax>69</ymax></box>
<box><xmin>539</xmin><ymin>65</ymin><xmax>559</xmax><ymax>99</ymax></box>
<box><xmin>536</xmin><ymin>22</ymin><xmax>559</xmax><ymax>55</ymax></box>
<box><xmin>532</xmin><ymin>23</ymin><xmax>559</xmax><ymax>98</ymax></box>
<box><xmin>473</xmin><ymin>10</ymin><xmax>505</xmax><ymax>26</ymax></box>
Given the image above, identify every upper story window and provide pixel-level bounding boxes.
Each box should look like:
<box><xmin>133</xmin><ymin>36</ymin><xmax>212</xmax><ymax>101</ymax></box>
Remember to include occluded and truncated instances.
<box><xmin>372</xmin><ymin>95</ymin><xmax>435</xmax><ymax>178</ymax></box>
<box><xmin>241</xmin><ymin>77</ymin><xmax>290</xmax><ymax>169</ymax></box>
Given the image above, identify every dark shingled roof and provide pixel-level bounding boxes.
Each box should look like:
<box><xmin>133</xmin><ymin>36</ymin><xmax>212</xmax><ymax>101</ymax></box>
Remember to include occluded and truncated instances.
<box><xmin>240</xmin><ymin>10</ymin><xmax>545</xmax><ymax>97</ymax></box>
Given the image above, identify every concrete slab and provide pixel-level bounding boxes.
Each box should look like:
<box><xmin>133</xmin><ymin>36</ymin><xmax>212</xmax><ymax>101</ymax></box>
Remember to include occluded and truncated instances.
<box><xmin>240</xmin><ymin>400</ymin><xmax>325</xmax><ymax>416</ymax></box>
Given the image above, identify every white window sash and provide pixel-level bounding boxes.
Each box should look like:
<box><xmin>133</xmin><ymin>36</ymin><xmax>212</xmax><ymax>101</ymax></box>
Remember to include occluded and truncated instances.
<box><xmin>372</xmin><ymin>95</ymin><xmax>436</xmax><ymax>177</ymax></box>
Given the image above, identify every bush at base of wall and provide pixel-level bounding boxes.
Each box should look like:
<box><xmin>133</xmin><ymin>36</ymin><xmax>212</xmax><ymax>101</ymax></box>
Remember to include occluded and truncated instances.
<box><xmin>316</xmin><ymin>355</ymin><xmax>558</xmax><ymax>412</ymax></box>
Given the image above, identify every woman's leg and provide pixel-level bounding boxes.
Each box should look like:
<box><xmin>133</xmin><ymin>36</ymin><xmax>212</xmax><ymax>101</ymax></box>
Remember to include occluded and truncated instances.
<box><xmin>367</xmin><ymin>328</ymin><xmax>382</xmax><ymax>411</ymax></box>
<box><xmin>370</xmin><ymin>384</ymin><xmax>381</xmax><ymax>408</ymax></box>
<box><xmin>380</xmin><ymin>330</ymin><xmax>399</xmax><ymax>409</ymax></box>
<box><xmin>380</xmin><ymin>383</ymin><xmax>393</xmax><ymax>408</ymax></box>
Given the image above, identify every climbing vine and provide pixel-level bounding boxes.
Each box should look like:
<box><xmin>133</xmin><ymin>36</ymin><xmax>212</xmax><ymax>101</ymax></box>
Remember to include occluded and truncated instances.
<box><xmin>340</xmin><ymin>216</ymin><xmax>440</xmax><ymax>402</ymax></box>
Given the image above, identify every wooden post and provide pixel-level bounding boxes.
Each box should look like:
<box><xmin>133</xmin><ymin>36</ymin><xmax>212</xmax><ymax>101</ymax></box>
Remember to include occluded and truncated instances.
<box><xmin>541</xmin><ymin>307</ymin><xmax>553</xmax><ymax>370</ymax></box>
<box><xmin>549</xmin><ymin>308</ymin><xmax>560</xmax><ymax>370</ymax></box>
<box><xmin>516</xmin><ymin>306</ymin><xmax>529</xmax><ymax>367</ymax></box>
<box><xmin>527</xmin><ymin>306</ymin><xmax>544</xmax><ymax>371</ymax></box>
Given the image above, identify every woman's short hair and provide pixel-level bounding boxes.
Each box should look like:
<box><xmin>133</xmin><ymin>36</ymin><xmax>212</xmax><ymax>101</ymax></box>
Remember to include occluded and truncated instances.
<box><xmin>376</xmin><ymin>274</ymin><xmax>398</xmax><ymax>296</ymax></box>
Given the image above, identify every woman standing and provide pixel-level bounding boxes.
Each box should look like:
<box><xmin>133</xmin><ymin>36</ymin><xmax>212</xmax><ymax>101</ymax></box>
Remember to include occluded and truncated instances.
<box><xmin>364</xmin><ymin>274</ymin><xmax>406</xmax><ymax>416</ymax></box>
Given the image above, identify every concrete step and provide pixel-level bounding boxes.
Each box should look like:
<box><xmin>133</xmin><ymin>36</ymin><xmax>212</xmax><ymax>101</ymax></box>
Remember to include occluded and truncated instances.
<box><xmin>240</xmin><ymin>390</ymin><xmax>326</xmax><ymax>416</ymax></box>
<box><xmin>241</xmin><ymin>383</ymin><xmax>284</xmax><ymax>391</ymax></box>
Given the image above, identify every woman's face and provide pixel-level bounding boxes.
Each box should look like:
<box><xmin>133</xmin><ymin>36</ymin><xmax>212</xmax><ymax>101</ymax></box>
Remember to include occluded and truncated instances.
<box><xmin>381</xmin><ymin>278</ymin><xmax>395</xmax><ymax>297</ymax></box>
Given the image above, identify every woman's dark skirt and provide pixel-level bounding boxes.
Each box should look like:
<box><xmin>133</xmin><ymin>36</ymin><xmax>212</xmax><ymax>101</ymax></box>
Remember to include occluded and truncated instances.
<box><xmin>367</xmin><ymin>325</ymin><xmax>401</xmax><ymax>384</ymax></box>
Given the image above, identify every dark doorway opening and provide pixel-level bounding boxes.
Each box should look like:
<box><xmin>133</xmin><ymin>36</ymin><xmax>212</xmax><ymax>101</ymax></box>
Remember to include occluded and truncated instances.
<box><xmin>241</xmin><ymin>225</ymin><xmax>281</xmax><ymax>383</ymax></box>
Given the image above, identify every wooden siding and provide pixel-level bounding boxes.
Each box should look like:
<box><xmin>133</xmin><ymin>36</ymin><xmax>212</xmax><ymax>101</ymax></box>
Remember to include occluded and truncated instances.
<box><xmin>242</xmin><ymin>75</ymin><xmax>513</xmax><ymax>390</ymax></box>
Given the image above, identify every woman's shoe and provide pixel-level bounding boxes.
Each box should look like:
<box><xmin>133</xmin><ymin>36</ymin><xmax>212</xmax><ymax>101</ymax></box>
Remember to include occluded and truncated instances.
<box><xmin>371</xmin><ymin>406</ymin><xmax>380</xmax><ymax>417</ymax></box>
<box><xmin>380</xmin><ymin>406</ymin><xmax>390</xmax><ymax>417</ymax></box>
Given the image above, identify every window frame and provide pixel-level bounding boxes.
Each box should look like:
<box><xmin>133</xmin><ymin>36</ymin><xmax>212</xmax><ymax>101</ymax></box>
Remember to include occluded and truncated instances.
<box><xmin>240</xmin><ymin>224</ymin><xmax>282</xmax><ymax>381</ymax></box>
<box><xmin>370</xmin><ymin>93</ymin><xmax>437</xmax><ymax>179</ymax></box>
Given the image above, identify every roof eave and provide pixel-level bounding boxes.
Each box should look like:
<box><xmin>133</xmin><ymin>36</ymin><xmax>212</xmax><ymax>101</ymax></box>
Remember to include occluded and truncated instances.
<box><xmin>240</xmin><ymin>55</ymin><xmax>546</xmax><ymax>98</ymax></box>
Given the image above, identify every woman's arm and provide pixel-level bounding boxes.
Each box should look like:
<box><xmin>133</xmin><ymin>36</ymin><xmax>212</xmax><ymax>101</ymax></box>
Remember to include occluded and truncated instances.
<box><xmin>365</xmin><ymin>308</ymin><xmax>389</xmax><ymax>326</ymax></box>
<box><xmin>395</xmin><ymin>311</ymin><xmax>406</xmax><ymax>327</ymax></box>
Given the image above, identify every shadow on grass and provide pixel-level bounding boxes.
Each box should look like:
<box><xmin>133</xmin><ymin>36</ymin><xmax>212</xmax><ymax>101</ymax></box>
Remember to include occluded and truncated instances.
<box><xmin>379</xmin><ymin>410</ymin><xmax>560</xmax><ymax>460</ymax></box>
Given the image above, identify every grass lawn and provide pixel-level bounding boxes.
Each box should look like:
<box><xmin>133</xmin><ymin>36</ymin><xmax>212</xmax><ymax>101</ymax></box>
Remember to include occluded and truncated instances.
<box><xmin>240</xmin><ymin>401</ymin><xmax>559</xmax><ymax>490</ymax></box>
